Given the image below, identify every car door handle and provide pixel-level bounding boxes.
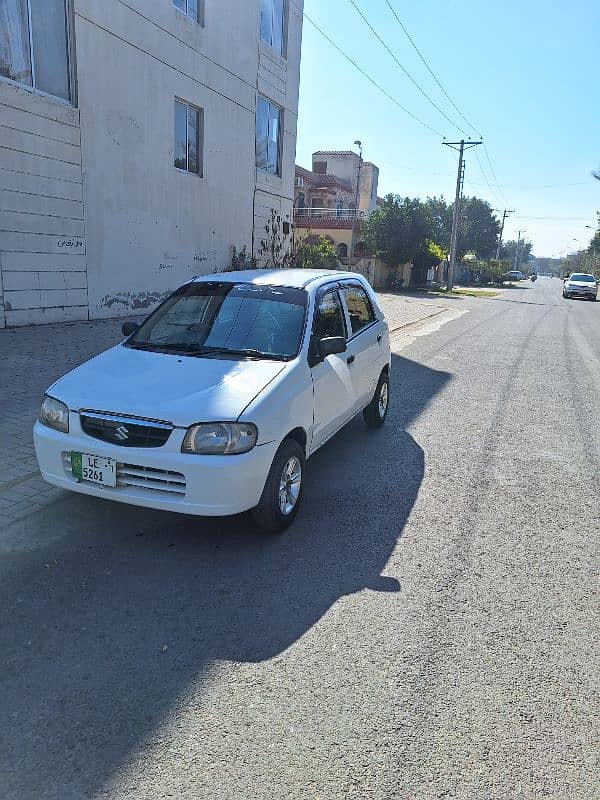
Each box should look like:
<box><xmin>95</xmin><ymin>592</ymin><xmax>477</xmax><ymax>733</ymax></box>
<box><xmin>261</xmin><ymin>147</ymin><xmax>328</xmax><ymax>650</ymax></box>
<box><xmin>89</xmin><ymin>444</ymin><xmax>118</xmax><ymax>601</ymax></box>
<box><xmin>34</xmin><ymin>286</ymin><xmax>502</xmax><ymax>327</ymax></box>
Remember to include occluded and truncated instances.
<box><xmin>377</xmin><ymin>334</ymin><xmax>382</xmax><ymax>343</ymax></box>
<box><xmin>347</xmin><ymin>354</ymin><xmax>355</xmax><ymax>365</ymax></box>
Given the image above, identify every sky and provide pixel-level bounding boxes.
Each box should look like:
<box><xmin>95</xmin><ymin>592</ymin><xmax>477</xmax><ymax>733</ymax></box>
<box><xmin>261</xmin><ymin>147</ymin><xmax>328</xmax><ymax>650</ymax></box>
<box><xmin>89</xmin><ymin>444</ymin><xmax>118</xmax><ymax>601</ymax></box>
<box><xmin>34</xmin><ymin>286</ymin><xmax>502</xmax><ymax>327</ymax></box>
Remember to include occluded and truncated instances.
<box><xmin>295</xmin><ymin>0</ymin><xmax>600</xmax><ymax>258</ymax></box>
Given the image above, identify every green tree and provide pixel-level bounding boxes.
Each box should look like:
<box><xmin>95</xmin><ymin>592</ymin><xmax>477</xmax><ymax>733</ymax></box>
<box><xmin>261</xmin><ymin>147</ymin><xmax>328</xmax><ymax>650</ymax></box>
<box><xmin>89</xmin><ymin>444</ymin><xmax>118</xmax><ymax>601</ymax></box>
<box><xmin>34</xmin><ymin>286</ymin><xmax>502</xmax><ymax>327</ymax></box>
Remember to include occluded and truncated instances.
<box><xmin>361</xmin><ymin>195</ymin><xmax>430</xmax><ymax>268</ymax></box>
<box><xmin>500</xmin><ymin>239</ymin><xmax>534</xmax><ymax>266</ymax></box>
<box><xmin>422</xmin><ymin>196</ymin><xmax>452</xmax><ymax>251</ymax></box>
<box><xmin>457</xmin><ymin>197</ymin><xmax>501</xmax><ymax>259</ymax></box>
<box><xmin>587</xmin><ymin>212</ymin><xmax>600</xmax><ymax>255</ymax></box>
<box><xmin>294</xmin><ymin>236</ymin><xmax>338</xmax><ymax>269</ymax></box>
<box><xmin>413</xmin><ymin>239</ymin><xmax>446</xmax><ymax>271</ymax></box>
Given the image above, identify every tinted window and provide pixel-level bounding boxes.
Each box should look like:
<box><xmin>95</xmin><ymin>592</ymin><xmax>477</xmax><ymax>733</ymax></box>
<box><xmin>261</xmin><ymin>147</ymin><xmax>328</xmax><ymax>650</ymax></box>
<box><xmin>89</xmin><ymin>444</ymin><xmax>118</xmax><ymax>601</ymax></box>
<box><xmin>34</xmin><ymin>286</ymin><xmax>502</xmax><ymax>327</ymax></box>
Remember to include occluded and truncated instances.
<box><xmin>0</xmin><ymin>0</ymin><xmax>71</xmax><ymax>101</ymax></box>
<box><xmin>256</xmin><ymin>96</ymin><xmax>282</xmax><ymax>176</ymax></box>
<box><xmin>570</xmin><ymin>274</ymin><xmax>595</xmax><ymax>282</ymax></box>
<box><xmin>129</xmin><ymin>283</ymin><xmax>307</xmax><ymax>360</ymax></box>
<box><xmin>314</xmin><ymin>290</ymin><xmax>345</xmax><ymax>339</ymax></box>
<box><xmin>174</xmin><ymin>100</ymin><xmax>203</xmax><ymax>175</ymax></box>
<box><xmin>341</xmin><ymin>285</ymin><xmax>375</xmax><ymax>336</ymax></box>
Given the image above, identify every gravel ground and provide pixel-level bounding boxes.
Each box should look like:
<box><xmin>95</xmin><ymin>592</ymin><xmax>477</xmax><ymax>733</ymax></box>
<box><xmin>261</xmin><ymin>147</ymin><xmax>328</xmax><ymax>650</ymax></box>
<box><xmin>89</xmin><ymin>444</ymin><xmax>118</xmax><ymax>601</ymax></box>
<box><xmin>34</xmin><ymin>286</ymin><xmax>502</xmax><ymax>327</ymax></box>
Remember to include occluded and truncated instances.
<box><xmin>0</xmin><ymin>277</ymin><xmax>598</xmax><ymax>799</ymax></box>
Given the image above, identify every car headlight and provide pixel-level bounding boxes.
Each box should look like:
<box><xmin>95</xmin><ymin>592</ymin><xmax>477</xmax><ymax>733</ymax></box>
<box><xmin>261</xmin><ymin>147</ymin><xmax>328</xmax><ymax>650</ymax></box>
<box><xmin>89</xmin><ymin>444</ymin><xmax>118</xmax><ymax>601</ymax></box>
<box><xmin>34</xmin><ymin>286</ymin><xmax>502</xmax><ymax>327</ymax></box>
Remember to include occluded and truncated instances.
<box><xmin>181</xmin><ymin>422</ymin><xmax>258</xmax><ymax>455</ymax></box>
<box><xmin>39</xmin><ymin>395</ymin><xmax>69</xmax><ymax>433</ymax></box>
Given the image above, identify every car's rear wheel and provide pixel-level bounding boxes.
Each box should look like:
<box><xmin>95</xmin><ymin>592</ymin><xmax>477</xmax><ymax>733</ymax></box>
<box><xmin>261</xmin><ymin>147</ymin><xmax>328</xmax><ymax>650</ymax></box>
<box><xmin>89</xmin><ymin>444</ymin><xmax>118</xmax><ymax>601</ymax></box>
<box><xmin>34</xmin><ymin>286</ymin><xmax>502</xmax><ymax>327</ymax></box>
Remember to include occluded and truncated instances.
<box><xmin>364</xmin><ymin>369</ymin><xmax>390</xmax><ymax>428</ymax></box>
<box><xmin>252</xmin><ymin>439</ymin><xmax>305</xmax><ymax>533</ymax></box>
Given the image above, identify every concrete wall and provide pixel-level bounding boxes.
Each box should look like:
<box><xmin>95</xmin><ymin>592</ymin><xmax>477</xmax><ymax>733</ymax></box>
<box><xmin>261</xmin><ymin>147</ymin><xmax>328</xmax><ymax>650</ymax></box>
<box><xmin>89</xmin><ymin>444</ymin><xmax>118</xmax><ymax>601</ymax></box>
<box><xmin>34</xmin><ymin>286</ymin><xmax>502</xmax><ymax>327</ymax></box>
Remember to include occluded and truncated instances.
<box><xmin>0</xmin><ymin>81</ymin><xmax>88</xmax><ymax>326</ymax></box>
<box><xmin>0</xmin><ymin>0</ymin><xmax>303</xmax><ymax>326</ymax></box>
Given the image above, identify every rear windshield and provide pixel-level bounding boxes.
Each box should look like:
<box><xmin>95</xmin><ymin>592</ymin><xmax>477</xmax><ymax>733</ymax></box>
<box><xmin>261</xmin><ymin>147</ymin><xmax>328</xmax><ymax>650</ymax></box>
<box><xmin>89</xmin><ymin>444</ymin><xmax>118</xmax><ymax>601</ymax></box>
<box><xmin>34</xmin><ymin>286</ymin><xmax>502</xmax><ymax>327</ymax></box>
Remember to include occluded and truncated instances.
<box><xmin>569</xmin><ymin>274</ymin><xmax>595</xmax><ymax>282</ymax></box>
<box><xmin>128</xmin><ymin>282</ymin><xmax>307</xmax><ymax>360</ymax></box>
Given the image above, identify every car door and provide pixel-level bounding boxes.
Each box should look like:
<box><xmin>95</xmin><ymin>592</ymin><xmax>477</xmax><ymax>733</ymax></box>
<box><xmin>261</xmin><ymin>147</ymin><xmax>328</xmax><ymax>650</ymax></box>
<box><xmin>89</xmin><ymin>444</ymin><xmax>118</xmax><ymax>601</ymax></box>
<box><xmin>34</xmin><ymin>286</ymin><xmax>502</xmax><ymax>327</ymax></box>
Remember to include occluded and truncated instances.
<box><xmin>309</xmin><ymin>285</ymin><xmax>355</xmax><ymax>451</ymax></box>
<box><xmin>339</xmin><ymin>282</ymin><xmax>385</xmax><ymax>408</ymax></box>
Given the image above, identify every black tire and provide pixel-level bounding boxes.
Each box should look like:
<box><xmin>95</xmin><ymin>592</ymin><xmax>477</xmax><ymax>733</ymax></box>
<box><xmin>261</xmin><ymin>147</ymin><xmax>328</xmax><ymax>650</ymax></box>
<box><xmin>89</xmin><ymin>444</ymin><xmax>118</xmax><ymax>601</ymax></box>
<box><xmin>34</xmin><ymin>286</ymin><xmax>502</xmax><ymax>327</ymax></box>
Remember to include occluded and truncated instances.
<box><xmin>252</xmin><ymin>439</ymin><xmax>305</xmax><ymax>533</ymax></box>
<box><xmin>363</xmin><ymin>369</ymin><xmax>390</xmax><ymax>429</ymax></box>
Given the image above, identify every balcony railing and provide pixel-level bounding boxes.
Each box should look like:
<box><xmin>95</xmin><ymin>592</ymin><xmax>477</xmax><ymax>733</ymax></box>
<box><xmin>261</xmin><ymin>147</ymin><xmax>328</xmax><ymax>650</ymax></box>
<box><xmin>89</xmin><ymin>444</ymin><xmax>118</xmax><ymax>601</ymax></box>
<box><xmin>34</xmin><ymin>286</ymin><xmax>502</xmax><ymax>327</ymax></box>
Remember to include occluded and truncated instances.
<box><xmin>294</xmin><ymin>208</ymin><xmax>365</xmax><ymax>225</ymax></box>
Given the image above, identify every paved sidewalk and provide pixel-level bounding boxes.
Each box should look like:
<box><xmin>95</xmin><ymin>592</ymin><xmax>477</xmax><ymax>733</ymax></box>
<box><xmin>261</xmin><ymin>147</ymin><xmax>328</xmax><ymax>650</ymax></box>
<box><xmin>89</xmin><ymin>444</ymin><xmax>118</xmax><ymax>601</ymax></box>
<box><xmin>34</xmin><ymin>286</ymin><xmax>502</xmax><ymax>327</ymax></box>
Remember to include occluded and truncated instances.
<box><xmin>377</xmin><ymin>293</ymin><xmax>450</xmax><ymax>333</ymax></box>
<box><xmin>0</xmin><ymin>294</ymin><xmax>451</xmax><ymax>527</ymax></box>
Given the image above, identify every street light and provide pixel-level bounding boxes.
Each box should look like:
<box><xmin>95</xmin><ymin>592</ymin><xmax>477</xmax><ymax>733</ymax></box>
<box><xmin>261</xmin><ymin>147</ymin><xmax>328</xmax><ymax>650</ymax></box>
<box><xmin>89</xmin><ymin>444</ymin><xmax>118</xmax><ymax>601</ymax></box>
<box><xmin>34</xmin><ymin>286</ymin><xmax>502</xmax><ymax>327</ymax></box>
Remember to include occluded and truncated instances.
<box><xmin>351</xmin><ymin>140</ymin><xmax>363</xmax><ymax>258</ymax></box>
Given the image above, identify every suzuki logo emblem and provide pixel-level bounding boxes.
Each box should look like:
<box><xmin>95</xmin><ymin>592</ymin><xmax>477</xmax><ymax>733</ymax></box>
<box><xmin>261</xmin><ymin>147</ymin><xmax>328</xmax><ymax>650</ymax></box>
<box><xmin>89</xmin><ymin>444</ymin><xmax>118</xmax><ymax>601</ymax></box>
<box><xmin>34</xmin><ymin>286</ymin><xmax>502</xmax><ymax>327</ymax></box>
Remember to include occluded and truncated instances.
<box><xmin>114</xmin><ymin>425</ymin><xmax>129</xmax><ymax>442</ymax></box>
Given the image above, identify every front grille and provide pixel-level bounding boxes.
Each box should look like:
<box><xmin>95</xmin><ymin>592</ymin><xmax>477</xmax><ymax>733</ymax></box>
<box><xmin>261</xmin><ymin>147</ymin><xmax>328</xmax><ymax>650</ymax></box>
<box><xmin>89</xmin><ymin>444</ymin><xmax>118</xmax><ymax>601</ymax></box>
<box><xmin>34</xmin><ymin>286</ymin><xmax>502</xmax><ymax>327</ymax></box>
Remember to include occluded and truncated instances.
<box><xmin>62</xmin><ymin>453</ymin><xmax>186</xmax><ymax>497</ymax></box>
<box><xmin>80</xmin><ymin>411</ymin><xmax>173</xmax><ymax>448</ymax></box>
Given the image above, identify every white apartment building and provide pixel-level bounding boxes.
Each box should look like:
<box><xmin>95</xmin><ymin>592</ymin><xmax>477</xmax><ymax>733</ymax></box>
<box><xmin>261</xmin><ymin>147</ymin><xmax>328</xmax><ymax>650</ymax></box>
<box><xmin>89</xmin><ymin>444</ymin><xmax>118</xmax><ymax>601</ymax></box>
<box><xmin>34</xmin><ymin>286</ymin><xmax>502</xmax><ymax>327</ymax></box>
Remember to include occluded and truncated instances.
<box><xmin>0</xmin><ymin>0</ymin><xmax>303</xmax><ymax>327</ymax></box>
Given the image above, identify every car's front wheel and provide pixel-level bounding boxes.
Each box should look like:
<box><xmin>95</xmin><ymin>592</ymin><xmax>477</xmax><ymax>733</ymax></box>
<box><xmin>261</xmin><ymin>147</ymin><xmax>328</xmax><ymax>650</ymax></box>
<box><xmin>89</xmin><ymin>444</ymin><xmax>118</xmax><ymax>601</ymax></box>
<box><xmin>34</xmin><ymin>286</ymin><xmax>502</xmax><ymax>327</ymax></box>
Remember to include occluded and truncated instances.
<box><xmin>252</xmin><ymin>438</ymin><xmax>305</xmax><ymax>533</ymax></box>
<box><xmin>363</xmin><ymin>369</ymin><xmax>390</xmax><ymax>428</ymax></box>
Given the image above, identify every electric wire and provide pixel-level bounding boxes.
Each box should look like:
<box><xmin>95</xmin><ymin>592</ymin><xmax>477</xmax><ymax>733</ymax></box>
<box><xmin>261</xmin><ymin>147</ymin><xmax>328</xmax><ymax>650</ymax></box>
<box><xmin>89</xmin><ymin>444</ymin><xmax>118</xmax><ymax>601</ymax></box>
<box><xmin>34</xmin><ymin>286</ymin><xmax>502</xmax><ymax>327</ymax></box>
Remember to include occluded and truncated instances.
<box><xmin>347</xmin><ymin>0</ymin><xmax>466</xmax><ymax>135</ymax></box>
<box><xmin>290</xmin><ymin>1</ymin><xmax>445</xmax><ymax>137</ymax></box>
<box><xmin>383</xmin><ymin>0</ymin><xmax>480</xmax><ymax>136</ymax></box>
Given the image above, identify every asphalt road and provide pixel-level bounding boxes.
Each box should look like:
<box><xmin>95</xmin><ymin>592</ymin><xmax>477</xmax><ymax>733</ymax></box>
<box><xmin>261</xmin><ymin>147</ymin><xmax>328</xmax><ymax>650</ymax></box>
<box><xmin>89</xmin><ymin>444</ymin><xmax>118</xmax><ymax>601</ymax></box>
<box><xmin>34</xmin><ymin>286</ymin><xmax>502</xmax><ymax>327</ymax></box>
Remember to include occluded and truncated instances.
<box><xmin>1</xmin><ymin>277</ymin><xmax>598</xmax><ymax>799</ymax></box>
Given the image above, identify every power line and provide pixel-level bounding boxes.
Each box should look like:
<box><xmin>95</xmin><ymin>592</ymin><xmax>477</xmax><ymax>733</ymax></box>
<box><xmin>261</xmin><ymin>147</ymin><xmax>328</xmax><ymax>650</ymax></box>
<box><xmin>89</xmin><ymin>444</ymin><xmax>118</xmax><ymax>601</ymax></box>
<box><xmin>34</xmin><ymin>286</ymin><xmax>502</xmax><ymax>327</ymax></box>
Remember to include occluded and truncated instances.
<box><xmin>292</xmin><ymin>3</ymin><xmax>444</xmax><ymax>137</ymax></box>
<box><xmin>346</xmin><ymin>0</ymin><xmax>464</xmax><ymax>135</ymax></box>
<box><xmin>482</xmin><ymin>142</ymin><xmax>503</xmax><ymax>194</ymax></box>
<box><xmin>382</xmin><ymin>0</ymin><xmax>511</xmax><ymax>206</ymax></box>
<box><xmin>383</xmin><ymin>0</ymin><xmax>480</xmax><ymax>136</ymax></box>
<box><xmin>473</xmin><ymin>148</ymin><xmax>501</xmax><ymax>202</ymax></box>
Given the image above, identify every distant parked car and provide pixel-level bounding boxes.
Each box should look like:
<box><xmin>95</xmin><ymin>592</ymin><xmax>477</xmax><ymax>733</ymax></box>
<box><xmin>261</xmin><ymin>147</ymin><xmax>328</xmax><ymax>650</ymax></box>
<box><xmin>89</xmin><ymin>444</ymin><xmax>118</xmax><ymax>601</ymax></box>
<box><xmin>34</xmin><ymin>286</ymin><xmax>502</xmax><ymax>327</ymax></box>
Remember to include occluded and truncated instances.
<box><xmin>34</xmin><ymin>269</ymin><xmax>392</xmax><ymax>532</ymax></box>
<box><xmin>562</xmin><ymin>273</ymin><xmax>598</xmax><ymax>301</ymax></box>
<box><xmin>501</xmin><ymin>270</ymin><xmax>525</xmax><ymax>282</ymax></box>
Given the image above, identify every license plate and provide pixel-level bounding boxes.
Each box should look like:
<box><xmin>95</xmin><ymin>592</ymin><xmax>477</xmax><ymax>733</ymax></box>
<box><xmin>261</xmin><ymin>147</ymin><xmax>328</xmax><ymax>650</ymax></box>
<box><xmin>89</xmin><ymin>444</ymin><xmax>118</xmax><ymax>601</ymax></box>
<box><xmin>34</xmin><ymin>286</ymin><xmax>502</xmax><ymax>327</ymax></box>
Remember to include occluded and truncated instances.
<box><xmin>71</xmin><ymin>452</ymin><xmax>117</xmax><ymax>487</ymax></box>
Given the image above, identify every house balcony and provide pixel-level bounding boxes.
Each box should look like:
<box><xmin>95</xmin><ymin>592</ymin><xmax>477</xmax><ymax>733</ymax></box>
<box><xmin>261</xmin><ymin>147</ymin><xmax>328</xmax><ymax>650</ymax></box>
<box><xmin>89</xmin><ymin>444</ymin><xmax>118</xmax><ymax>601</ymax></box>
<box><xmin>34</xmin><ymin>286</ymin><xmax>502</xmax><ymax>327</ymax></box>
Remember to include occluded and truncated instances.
<box><xmin>293</xmin><ymin>208</ymin><xmax>365</xmax><ymax>229</ymax></box>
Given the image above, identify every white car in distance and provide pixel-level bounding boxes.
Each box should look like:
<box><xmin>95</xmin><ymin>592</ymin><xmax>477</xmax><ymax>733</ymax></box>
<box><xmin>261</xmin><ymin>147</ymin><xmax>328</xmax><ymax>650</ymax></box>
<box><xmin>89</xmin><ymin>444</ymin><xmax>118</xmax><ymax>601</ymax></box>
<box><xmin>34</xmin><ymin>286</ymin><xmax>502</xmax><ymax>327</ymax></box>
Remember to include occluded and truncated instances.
<box><xmin>34</xmin><ymin>270</ymin><xmax>391</xmax><ymax>531</ymax></box>
<box><xmin>562</xmin><ymin>273</ymin><xmax>598</xmax><ymax>301</ymax></box>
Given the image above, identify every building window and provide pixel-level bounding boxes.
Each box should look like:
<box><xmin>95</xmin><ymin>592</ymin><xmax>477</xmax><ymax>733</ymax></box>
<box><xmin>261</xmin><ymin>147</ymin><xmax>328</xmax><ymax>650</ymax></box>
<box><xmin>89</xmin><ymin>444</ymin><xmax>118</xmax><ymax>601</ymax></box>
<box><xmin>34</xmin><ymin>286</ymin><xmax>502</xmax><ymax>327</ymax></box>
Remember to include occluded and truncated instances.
<box><xmin>260</xmin><ymin>0</ymin><xmax>285</xmax><ymax>55</ymax></box>
<box><xmin>0</xmin><ymin>0</ymin><xmax>72</xmax><ymax>101</ymax></box>
<box><xmin>174</xmin><ymin>99</ymin><xmax>203</xmax><ymax>175</ymax></box>
<box><xmin>313</xmin><ymin>161</ymin><xmax>327</xmax><ymax>175</ymax></box>
<box><xmin>173</xmin><ymin>0</ymin><xmax>201</xmax><ymax>23</ymax></box>
<box><xmin>256</xmin><ymin>96</ymin><xmax>282</xmax><ymax>176</ymax></box>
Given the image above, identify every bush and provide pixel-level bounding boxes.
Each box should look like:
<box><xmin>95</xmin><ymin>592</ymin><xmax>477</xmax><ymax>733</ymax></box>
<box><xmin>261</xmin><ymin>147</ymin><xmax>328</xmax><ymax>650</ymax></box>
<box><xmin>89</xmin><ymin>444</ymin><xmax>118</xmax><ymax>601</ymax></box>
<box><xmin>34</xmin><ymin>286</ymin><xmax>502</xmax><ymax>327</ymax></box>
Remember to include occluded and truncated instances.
<box><xmin>294</xmin><ymin>236</ymin><xmax>339</xmax><ymax>269</ymax></box>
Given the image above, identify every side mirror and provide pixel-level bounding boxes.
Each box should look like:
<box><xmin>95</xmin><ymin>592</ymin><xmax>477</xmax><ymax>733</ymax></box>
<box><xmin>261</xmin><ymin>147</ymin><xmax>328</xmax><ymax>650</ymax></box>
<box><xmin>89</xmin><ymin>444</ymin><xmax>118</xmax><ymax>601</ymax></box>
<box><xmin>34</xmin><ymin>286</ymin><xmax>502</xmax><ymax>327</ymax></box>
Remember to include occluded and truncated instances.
<box><xmin>122</xmin><ymin>321</ymin><xmax>139</xmax><ymax>337</ymax></box>
<box><xmin>318</xmin><ymin>336</ymin><xmax>347</xmax><ymax>357</ymax></box>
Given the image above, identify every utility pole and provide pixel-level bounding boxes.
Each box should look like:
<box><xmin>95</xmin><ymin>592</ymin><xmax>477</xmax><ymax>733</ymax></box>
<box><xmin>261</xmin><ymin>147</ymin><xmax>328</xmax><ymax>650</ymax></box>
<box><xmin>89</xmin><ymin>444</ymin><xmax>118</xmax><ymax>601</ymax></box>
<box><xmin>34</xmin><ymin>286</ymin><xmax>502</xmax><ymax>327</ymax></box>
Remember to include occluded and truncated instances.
<box><xmin>514</xmin><ymin>229</ymin><xmax>525</xmax><ymax>271</ymax></box>
<box><xmin>443</xmin><ymin>140</ymin><xmax>482</xmax><ymax>290</ymax></box>
<box><xmin>495</xmin><ymin>208</ymin><xmax>515</xmax><ymax>261</ymax></box>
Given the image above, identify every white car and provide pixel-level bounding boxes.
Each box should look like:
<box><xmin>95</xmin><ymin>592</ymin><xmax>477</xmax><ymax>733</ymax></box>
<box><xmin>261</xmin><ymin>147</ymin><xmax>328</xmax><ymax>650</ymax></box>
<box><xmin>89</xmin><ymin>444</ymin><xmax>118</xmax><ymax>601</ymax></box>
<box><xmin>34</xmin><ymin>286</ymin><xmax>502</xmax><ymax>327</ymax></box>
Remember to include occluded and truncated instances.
<box><xmin>562</xmin><ymin>273</ymin><xmax>598</xmax><ymax>301</ymax></box>
<box><xmin>34</xmin><ymin>270</ymin><xmax>391</xmax><ymax>531</ymax></box>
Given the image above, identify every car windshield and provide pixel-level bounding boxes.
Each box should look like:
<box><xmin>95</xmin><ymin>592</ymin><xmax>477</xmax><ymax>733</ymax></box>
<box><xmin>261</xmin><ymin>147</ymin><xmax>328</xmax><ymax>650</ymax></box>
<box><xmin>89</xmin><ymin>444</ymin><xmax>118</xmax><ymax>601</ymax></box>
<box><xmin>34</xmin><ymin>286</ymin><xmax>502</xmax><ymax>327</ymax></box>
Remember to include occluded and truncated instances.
<box><xmin>127</xmin><ymin>282</ymin><xmax>307</xmax><ymax>360</ymax></box>
<box><xmin>569</xmin><ymin>274</ymin><xmax>595</xmax><ymax>282</ymax></box>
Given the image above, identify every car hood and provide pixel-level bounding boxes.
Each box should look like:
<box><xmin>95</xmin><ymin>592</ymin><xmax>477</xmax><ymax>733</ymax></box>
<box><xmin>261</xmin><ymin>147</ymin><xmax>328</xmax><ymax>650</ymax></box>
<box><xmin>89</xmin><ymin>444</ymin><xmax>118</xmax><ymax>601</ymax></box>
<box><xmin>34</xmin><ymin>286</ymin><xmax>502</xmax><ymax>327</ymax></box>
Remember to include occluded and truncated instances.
<box><xmin>567</xmin><ymin>281</ymin><xmax>596</xmax><ymax>288</ymax></box>
<box><xmin>48</xmin><ymin>345</ymin><xmax>287</xmax><ymax>427</ymax></box>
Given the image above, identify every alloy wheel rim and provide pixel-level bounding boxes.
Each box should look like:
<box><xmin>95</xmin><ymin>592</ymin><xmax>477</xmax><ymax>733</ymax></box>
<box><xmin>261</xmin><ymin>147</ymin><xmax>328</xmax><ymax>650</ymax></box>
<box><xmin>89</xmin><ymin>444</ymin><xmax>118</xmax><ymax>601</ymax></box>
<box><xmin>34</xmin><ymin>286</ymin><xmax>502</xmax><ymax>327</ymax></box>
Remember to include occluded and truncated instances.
<box><xmin>379</xmin><ymin>382</ymin><xmax>389</xmax><ymax>417</ymax></box>
<box><xmin>279</xmin><ymin>456</ymin><xmax>302</xmax><ymax>515</ymax></box>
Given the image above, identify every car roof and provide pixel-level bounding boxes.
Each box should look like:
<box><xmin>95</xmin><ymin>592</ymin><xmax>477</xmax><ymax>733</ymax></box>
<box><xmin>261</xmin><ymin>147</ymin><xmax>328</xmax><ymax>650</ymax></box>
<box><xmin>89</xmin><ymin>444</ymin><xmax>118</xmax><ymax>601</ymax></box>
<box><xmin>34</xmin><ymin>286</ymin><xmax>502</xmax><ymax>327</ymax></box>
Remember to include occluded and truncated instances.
<box><xmin>190</xmin><ymin>268</ymin><xmax>363</xmax><ymax>290</ymax></box>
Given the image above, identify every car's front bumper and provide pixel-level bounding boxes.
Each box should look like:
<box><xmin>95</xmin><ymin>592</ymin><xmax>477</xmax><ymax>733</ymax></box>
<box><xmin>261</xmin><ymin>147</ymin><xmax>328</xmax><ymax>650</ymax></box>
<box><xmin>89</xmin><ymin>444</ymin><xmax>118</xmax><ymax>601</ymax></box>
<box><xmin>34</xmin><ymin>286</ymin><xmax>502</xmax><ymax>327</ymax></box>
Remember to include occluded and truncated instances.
<box><xmin>565</xmin><ymin>288</ymin><xmax>597</xmax><ymax>298</ymax></box>
<box><xmin>33</xmin><ymin>418</ymin><xmax>278</xmax><ymax>516</ymax></box>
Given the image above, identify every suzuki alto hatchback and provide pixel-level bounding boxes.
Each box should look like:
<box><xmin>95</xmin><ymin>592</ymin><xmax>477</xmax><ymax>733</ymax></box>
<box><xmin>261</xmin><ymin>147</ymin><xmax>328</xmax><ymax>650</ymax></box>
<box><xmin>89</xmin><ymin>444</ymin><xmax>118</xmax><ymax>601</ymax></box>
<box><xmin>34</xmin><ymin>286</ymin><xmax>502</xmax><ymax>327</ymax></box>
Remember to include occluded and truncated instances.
<box><xmin>34</xmin><ymin>270</ymin><xmax>391</xmax><ymax>531</ymax></box>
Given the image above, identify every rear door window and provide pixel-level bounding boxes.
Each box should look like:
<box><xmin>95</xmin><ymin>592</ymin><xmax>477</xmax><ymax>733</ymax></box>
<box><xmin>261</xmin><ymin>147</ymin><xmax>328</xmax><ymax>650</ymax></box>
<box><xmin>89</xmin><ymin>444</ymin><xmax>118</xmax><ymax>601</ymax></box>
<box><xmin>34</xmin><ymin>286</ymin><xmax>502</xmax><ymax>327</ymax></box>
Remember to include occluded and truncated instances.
<box><xmin>340</xmin><ymin>284</ymin><xmax>376</xmax><ymax>337</ymax></box>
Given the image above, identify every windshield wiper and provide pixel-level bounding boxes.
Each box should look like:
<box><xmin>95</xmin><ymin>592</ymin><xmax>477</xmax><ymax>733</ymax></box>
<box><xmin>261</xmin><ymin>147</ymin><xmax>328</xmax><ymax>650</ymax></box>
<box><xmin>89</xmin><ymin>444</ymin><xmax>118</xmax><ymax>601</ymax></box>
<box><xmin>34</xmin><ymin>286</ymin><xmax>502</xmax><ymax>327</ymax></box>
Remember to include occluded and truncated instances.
<box><xmin>126</xmin><ymin>341</ymin><xmax>202</xmax><ymax>352</ymax></box>
<box><xmin>194</xmin><ymin>347</ymin><xmax>284</xmax><ymax>360</ymax></box>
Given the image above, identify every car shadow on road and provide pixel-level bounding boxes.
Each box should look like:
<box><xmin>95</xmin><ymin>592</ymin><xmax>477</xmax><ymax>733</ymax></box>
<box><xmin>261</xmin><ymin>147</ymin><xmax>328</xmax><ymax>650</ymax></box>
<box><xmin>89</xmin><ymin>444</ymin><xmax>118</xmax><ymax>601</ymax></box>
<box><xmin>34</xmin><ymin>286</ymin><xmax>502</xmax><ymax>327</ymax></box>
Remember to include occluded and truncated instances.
<box><xmin>0</xmin><ymin>353</ymin><xmax>451</xmax><ymax>800</ymax></box>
